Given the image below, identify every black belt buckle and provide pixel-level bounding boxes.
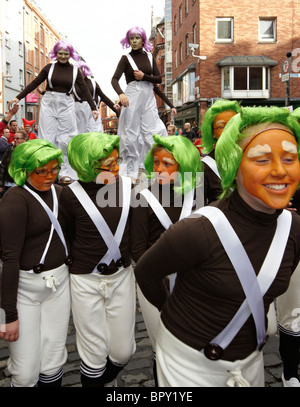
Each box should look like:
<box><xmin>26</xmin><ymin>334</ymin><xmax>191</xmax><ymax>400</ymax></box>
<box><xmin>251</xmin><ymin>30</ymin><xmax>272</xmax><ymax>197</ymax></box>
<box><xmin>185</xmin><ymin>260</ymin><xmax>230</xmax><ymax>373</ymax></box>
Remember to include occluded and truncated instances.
<box><xmin>115</xmin><ymin>257</ymin><xmax>125</xmax><ymax>268</ymax></box>
<box><xmin>97</xmin><ymin>263</ymin><xmax>108</xmax><ymax>273</ymax></box>
<box><xmin>204</xmin><ymin>343</ymin><xmax>224</xmax><ymax>360</ymax></box>
<box><xmin>258</xmin><ymin>335</ymin><xmax>269</xmax><ymax>351</ymax></box>
<box><xmin>65</xmin><ymin>256</ymin><xmax>73</xmax><ymax>266</ymax></box>
<box><xmin>33</xmin><ymin>263</ymin><xmax>44</xmax><ymax>274</ymax></box>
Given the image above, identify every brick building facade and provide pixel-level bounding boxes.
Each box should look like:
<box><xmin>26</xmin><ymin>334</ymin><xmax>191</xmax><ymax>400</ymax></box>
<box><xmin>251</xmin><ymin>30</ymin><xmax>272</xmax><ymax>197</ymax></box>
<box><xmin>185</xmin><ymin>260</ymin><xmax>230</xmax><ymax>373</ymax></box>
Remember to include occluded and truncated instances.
<box><xmin>171</xmin><ymin>0</ymin><xmax>300</xmax><ymax>129</ymax></box>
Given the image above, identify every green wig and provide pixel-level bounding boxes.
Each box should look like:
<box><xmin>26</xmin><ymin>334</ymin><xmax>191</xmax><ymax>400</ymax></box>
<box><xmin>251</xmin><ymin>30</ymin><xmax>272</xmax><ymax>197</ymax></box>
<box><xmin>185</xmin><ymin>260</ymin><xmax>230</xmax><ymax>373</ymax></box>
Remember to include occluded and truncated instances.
<box><xmin>144</xmin><ymin>134</ymin><xmax>203</xmax><ymax>194</ymax></box>
<box><xmin>292</xmin><ymin>107</ymin><xmax>300</xmax><ymax>121</ymax></box>
<box><xmin>201</xmin><ymin>99</ymin><xmax>242</xmax><ymax>154</ymax></box>
<box><xmin>215</xmin><ymin>106</ymin><xmax>300</xmax><ymax>198</ymax></box>
<box><xmin>9</xmin><ymin>139</ymin><xmax>63</xmax><ymax>186</ymax></box>
<box><xmin>67</xmin><ymin>132</ymin><xmax>120</xmax><ymax>182</ymax></box>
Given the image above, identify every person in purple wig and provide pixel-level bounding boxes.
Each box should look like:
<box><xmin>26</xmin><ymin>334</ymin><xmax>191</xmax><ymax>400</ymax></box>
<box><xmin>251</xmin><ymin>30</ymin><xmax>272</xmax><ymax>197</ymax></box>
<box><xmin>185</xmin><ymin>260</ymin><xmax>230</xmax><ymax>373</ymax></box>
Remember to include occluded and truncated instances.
<box><xmin>74</xmin><ymin>61</ymin><xmax>120</xmax><ymax>133</ymax></box>
<box><xmin>9</xmin><ymin>40</ymin><xmax>98</xmax><ymax>183</ymax></box>
<box><xmin>112</xmin><ymin>26</ymin><xmax>168</xmax><ymax>182</ymax></box>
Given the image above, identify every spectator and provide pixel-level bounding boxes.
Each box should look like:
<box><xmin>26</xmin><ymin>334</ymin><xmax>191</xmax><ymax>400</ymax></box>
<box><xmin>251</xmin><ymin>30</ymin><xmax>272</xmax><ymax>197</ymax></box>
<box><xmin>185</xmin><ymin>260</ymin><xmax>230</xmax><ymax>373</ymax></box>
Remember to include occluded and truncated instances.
<box><xmin>7</xmin><ymin>120</ymin><xmax>19</xmax><ymax>144</ymax></box>
<box><xmin>0</xmin><ymin>130</ymin><xmax>28</xmax><ymax>197</ymax></box>
<box><xmin>167</xmin><ymin>124</ymin><xmax>177</xmax><ymax>135</ymax></box>
<box><xmin>32</xmin><ymin>123</ymin><xmax>39</xmax><ymax>138</ymax></box>
<box><xmin>0</xmin><ymin>104</ymin><xmax>19</xmax><ymax>138</ymax></box>
<box><xmin>182</xmin><ymin>122</ymin><xmax>195</xmax><ymax>142</ymax></box>
<box><xmin>192</xmin><ymin>121</ymin><xmax>199</xmax><ymax>137</ymax></box>
<box><xmin>0</xmin><ymin>128</ymin><xmax>11</xmax><ymax>161</ymax></box>
<box><xmin>22</xmin><ymin>119</ymin><xmax>37</xmax><ymax>140</ymax></box>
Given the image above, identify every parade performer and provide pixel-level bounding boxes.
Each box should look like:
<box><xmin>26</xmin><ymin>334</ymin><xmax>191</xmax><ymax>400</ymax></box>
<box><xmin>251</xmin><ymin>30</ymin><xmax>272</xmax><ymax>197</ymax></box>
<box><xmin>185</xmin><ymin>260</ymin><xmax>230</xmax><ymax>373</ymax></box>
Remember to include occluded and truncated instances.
<box><xmin>60</xmin><ymin>132</ymin><xmax>136</xmax><ymax>387</ymax></box>
<box><xmin>74</xmin><ymin>61</ymin><xmax>120</xmax><ymax>134</ymax></box>
<box><xmin>135</xmin><ymin>106</ymin><xmax>300</xmax><ymax>387</ymax></box>
<box><xmin>201</xmin><ymin>99</ymin><xmax>241</xmax><ymax>203</ymax></box>
<box><xmin>0</xmin><ymin>139</ymin><xmax>71</xmax><ymax>387</ymax></box>
<box><xmin>9</xmin><ymin>40</ymin><xmax>99</xmax><ymax>183</ymax></box>
<box><xmin>112</xmin><ymin>26</ymin><xmax>167</xmax><ymax>181</ymax></box>
<box><xmin>131</xmin><ymin>134</ymin><xmax>204</xmax><ymax>385</ymax></box>
<box><xmin>273</xmin><ymin>105</ymin><xmax>300</xmax><ymax>387</ymax></box>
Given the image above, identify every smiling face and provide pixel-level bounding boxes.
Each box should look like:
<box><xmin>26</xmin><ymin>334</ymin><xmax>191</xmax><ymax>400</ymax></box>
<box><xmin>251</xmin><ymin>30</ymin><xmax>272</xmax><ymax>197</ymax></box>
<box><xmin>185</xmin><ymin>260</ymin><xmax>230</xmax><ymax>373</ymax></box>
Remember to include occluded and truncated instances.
<box><xmin>56</xmin><ymin>48</ymin><xmax>70</xmax><ymax>64</ymax></box>
<box><xmin>213</xmin><ymin>110</ymin><xmax>237</xmax><ymax>140</ymax></box>
<box><xmin>153</xmin><ymin>148</ymin><xmax>180</xmax><ymax>185</ymax></box>
<box><xmin>129</xmin><ymin>34</ymin><xmax>143</xmax><ymax>50</ymax></box>
<box><xmin>237</xmin><ymin>129</ymin><xmax>300</xmax><ymax>210</ymax></box>
<box><xmin>27</xmin><ymin>159</ymin><xmax>60</xmax><ymax>191</ymax></box>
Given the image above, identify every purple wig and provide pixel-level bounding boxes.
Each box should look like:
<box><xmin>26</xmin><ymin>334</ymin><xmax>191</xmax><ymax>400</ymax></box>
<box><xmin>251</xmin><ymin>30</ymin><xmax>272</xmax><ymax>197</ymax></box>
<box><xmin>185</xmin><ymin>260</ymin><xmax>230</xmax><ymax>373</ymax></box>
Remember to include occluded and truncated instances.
<box><xmin>120</xmin><ymin>26</ymin><xmax>152</xmax><ymax>52</ymax></box>
<box><xmin>76</xmin><ymin>61</ymin><xmax>93</xmax><ymax>77</ymax></box>
<box><xmin>49</xmin><ymin>40</ymin><xmax>81</xmax><ymax>62</ymax></box>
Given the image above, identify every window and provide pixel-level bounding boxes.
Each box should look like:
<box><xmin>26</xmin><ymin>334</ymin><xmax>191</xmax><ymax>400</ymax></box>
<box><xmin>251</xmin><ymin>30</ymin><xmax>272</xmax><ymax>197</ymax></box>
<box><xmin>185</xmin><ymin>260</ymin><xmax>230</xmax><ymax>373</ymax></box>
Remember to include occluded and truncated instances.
<box><xmin>19</xmin><ymin>70</ymin><xmax>24</xmax><ymax>87</ymax></box>
<box><xmin>19</xmin><ymin>41</ymin><xmax>23</xmax><ymax>57</ymax></box>
<box><xmin>34</xmin><ymin>47</ymin><xmax>38</xmax><ymax>67</ymax></box>
<box><xmin>182</xmin><ymin>72</ymin><xmax>195</xmax><ymax>104</ymax></box>
<box><xmin>5</xmin><ymin>63</ymin><xmax>11</xmax><ymax>80</ymax></box>
<box><xmin>34</xmin><ymin>19</ymin><xmax>38</xmax><ymax>40</ymax></box>
<box><xmin>221</xmin><ymin>66</ymin><xmax>270</xmax><ymax>99</ymax></box>
<box><xmin>172</xmin><ymin>81</ymin><xmax>183</xmax><ymax>107</ymax></box>
<box><xmin>40</xmin><ymin>51</ymin><xmax>44</xmax><ymax>67</ymax></box>
<box><xmin>174</xmin><ymin>15</ymin><xmax>177</xmax><ymax>33</ymax></box>
<box><xmin>216</xmin><ymin>17</ymin><xmax>233</xmax><ymax>42</ymax></box>
<box><xmin>259</xmin><ymin>18</ymin><xmax>276</xmax><ymax>42</ymax></box>
<box><xmin>179</xmin><ymin>42</ymin><xmax>183</xmax><ymax>64</ymax></box>
<box><xmin>175</xmin><ymin>50</ymin><xmax>178</xmax><ymax>69</ymax></box>
<box><xmin>40</xmin><ymin>24</ymin><xmax>44</xmax><ymax>44</ymax></box>
<box><xmin>179</xmin><ymin>5</ymin><xmax>182</xmax><ymax>25</ymax></box>
<box><xmin>26</xmin><ymin>41</ymin><xmax>30</xmax><ymax>63</ymax></box>
<box><xmin>193</xmin><ymin>24</ymin><xmax>197</xmax><ymax>44</ymax></box>
<box><xmin>186</xmin><ymin>34</ymin><xmax>189</xmax><ymax>57</ymax></box>
<box><xmin>5</xmin><ymin>32</ymin><xmax>10</xmax><ymax>48</ymax></box>
<box><xmin>27</xmin><ymin>71</ymin><xmax>32</xmax><ymax>85</ymax></box>
<box><xmin>185</xmin><ymin>0</ymin><xmax>189</xmax><ymax>15</ymax></box>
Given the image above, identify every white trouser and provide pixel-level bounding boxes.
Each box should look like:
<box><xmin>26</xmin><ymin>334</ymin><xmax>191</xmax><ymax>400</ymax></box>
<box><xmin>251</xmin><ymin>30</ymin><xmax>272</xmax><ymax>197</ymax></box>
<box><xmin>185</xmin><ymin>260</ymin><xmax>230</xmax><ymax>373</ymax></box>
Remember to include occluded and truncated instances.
<box><xmin>87</xmin><ymin>110</ymin><xmax>103</xmax><ymax>132</ymax></box>
<box><xmin>38</xmin><ymin>91</ymin><xmax>78</xmax><ymax>179</ymax></box>
<box><xmin>118</xmin><ymin>81</ymin><xmax>167</xmax><ymax>179</ymax></box>
<box><xmin>7</xmin><ymin>264</ymin><xmax>70</xmax><ymax>387</ymax></box>
<box><xmin>70</xmin><ymin>265</ymin><xmax>136</xmax><ymax>370</ymax></box>
<box><xmin>277</xmin><ymin>261</ymin><xmax>300</xmax><ymax>335</ymax></box>
<box><xmin>75</xmin><ymin>101</ymin><xmax>91</xmax><ymax>134</ymax></box>
<box><xmin>136</xmin><ymin>284</ymin><xmax>160</xmax><ymax>353</ymax></box>
<box><xmin>156</xmin><ymin>319</ymin><xmax>264</xmax><ymax>387</ymax></box>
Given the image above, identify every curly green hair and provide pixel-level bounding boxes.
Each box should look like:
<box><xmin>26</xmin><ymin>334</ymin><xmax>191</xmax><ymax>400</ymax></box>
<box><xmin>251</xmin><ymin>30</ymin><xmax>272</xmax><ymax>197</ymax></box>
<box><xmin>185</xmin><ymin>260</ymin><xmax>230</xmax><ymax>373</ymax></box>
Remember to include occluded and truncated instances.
<box><xmin>201</xmin><ymin>99</ymin><xmax>242</xmax><ymax>154</ymax></box>
<box><xmin>67</xmin><ymin>132</ymin><xmax>120</xmax><ymax>182</ymax></box>
<box><xmin>144</xmin><ymin>134</ymin><xmax>203</xmax><ymax>194</ymax></box>
<box><xmin>215</xmin><ymin>106</ymin><xmax>300</xmax><ymax>198</ymax></box>
<box><xmin>9</xmin><ymin>139</ymin><xmax>63</xmax><ymax>186</ymax></box>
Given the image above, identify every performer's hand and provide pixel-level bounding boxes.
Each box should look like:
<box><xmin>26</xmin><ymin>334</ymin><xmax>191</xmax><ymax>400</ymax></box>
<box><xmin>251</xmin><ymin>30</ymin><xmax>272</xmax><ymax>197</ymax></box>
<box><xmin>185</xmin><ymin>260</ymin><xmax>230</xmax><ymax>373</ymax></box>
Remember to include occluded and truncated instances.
<box><xmin>9</xmin><ymin>98</ymin><xmax>19</xmax><ymax>109</ymax></box>
<box><xmin>0</xmin><ymin>320</ymin><xmax>19</xmax><ymax>342</ymax></box>
<box><xmin>171</xmin><ymin>108</ymin><xmax>177</xmax><ymax>116</ymax></box>
<box><xmin>133</xmin><ymin>70</ymin><xmax>144</xmax><ymax>80</ymax></box>
<box><xmin>113</xmin><ymin>104</ymin><xmax>121</xmax><ymax>117</ymax></box>
<box><xmin>119</xmin><ymin>94</ymin><xmax>129</xmax><ymax>107</ymax></box>
<box><xmin>286</xmin><ymin>201</ymin><xmax>297</xmax><ymax>212</ymax></box>
<box><xmin>92</xmin><ymin>110</ymin><xmax>99</xmax><ymax>121</ymax></box>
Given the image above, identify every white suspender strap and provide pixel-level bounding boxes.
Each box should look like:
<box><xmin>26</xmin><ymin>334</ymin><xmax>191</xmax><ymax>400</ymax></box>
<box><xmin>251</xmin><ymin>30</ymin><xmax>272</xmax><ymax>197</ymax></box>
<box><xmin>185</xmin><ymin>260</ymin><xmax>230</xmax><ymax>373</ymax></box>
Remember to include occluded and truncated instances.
<box><xmin>73</xmin><ymin>86</ymin><xmax>81</xmax><ymax>102</ymax></box>
<box><xmin>126</xmin><ymin>54</ymin><xmax>139</xmax><ymax>71</ymax></box>
<box><xmin>195</xmin><ymin>206</ymin><xmax>292</xmax><ymax>353</ymax></box>
<box><xmin>47</xmin><ymin>63</ymin><xmax>55</xmax><ymax>90</ymax></box>
<box><xmin>127</xmin><ymin>52</ymin><xmax>153</xmax><ymax>71</ymax></box>
<box><xmin>67</xmin><ymin>65</ymin><xmax>78</xmax><ymax>95</ymax></box>
<box><xmin>69</xmin><ymin>177</ymin><xmax>131</xmax><ymax>267</ymax></box>
<box><xmin>201</xmin><ymin>156</ymin><xmax>220</xmax><ymax>179</ymax></box>
<box><xmin>140</xmin><ymin>189</ymin><xmax>172</xmax><ymax>230</ymax></box>
<box><xmin>23</xmin><ymin>185</ymin><xmax>69</xmax><ymax>266</ymax></box>
<box><xmin>91</xmin><ymin>78</ymin><xmax>101</xmax><ymax>108</ymax></box>
<box><xmin>140</xmin><ymin>187</ymin><xmax>194</xmax><ymax>292</ymax></box>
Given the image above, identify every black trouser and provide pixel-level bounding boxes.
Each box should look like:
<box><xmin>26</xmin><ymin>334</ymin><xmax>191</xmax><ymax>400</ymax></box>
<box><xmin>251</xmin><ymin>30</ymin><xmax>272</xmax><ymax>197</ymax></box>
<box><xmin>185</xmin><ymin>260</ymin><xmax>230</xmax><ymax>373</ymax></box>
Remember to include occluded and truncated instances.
<box><xmin>279</xmin><ymin>331</ymin><xmax>300</xmax><ymax>380</ymax></box>
<box><xmin>81</xmin><ymin>357</ymin><xmax>124</xmax><ymax>387</ymax></box>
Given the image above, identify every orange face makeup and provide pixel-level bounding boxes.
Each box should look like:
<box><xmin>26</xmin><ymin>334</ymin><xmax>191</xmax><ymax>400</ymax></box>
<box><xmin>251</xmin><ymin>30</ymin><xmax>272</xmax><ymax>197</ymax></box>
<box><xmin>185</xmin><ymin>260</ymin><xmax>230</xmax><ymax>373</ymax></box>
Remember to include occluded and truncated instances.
<box><xmin>213</xmin><ymin>110</ymin><xmax>237</xmax><ymax>139</ymax></box>
<box><xmin>96</xmin><ymin>149</ymin><xmax>119</xmax><ymax>184</ymax></box>
<box><xmin>238</xmin><ymin>129</ymin><xmax>300</xmax><ymax>209</ymax></box>
<box><xmin>153</xmin><ymin>149</ymin><xmax>179</xmax><ymax>185</ymax></box>
<box><xmin>27</xmin><ymin>159</ymin><xmax>59</xmax><ymax>191</ymax></box>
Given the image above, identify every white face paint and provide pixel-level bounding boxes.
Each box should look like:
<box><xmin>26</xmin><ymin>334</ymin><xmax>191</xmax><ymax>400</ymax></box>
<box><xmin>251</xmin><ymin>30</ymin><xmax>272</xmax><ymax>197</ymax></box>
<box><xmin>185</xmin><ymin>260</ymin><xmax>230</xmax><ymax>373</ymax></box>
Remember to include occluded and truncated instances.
<box><xmin>282</xmin><ymin>140</ymin><xmax>297</xmax><ymax>154</ymax></box>
<box><xmin>247</xmin><ymin>144</ymin><xmax>271</xmax><ymax>158</ymax></box>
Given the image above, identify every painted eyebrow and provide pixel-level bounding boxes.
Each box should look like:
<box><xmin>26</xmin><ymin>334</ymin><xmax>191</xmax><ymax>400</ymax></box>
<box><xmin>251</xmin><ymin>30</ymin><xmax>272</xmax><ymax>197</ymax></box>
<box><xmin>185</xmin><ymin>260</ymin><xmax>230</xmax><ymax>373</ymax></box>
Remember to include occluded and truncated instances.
<box><xmin>247</xmin><ymin>144</ymin><xmax>271</xmax><ymax>158</ymax></box>
<box><xmin>162</xmin><ymin>157</ymin><xmax>176</xmax><ymax>164</ymax></box>
<box><xmin>282</xmin><ymin>140</ymin><xmax>297</xmax><ymax>154</ymax></box>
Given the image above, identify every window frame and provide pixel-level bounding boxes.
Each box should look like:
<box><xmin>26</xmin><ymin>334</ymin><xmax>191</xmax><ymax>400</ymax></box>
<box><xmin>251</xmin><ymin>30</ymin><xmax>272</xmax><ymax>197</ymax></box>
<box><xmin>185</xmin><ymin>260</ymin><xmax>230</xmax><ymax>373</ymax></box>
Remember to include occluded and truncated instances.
<box><xmin>259</xmin><ymin>17</ymin><xmax>277</xmax><ymax>42</ymax></box>
<box><xmin>215</xmin><ymin>17</ymin><xmax>234</xmax><ymax>43</ymax></box>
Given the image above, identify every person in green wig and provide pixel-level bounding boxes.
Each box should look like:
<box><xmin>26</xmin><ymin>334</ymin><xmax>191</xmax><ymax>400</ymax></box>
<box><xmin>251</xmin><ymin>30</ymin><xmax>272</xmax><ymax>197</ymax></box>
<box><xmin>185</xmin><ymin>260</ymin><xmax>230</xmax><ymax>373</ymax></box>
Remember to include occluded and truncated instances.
<box><xmin>135</xmin><ymin>106</ymin><xmax>300</xmax><ymax>387</ymax></box>
<box><xmin>131</xmin><ymin>134</ymin><xmax>204</xmax><ymax>385</ymax></box>
<box><xmin>201</xmin><ymin>99</ymin><xmax>241</xmax><ymax>204</ymax></box>
<box><xmin>60</xmin><ymin>132</ymin><xmax>136</xmax><ymax>387</ymax></box>
<box><xmin>0</xmin><ymin>139</ymin><xmax>71</xmax><ymax>387</ymax></box>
